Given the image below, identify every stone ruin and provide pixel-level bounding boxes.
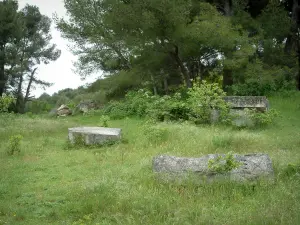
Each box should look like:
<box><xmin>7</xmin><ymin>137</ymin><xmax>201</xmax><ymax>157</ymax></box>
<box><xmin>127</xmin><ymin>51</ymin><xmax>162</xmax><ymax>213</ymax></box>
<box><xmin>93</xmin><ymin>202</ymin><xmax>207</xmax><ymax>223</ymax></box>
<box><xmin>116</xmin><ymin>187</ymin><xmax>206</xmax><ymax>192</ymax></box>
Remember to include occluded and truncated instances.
<box><xmin>68</xmin><ymin>127</ymin><xmax>122</xmax><ymax>145</ymax></box>
<box><xmin>57</xmin><ymin>104</ymin><xmax>72</xmax><ymax>117</ymax></box>
<box><xmin>153</xmin><ymin>153</ymin><xmax>274</xmax><ymax>183</ymax></box>
<box><xmin>211</xmin><ymin>96</ymin><xmax>270</xmax><ymax>126</ymax></box>
<box><xmin>224</xmin><ymin>96</ymin><xmax>269</xmax><ymax>112</ymax></box>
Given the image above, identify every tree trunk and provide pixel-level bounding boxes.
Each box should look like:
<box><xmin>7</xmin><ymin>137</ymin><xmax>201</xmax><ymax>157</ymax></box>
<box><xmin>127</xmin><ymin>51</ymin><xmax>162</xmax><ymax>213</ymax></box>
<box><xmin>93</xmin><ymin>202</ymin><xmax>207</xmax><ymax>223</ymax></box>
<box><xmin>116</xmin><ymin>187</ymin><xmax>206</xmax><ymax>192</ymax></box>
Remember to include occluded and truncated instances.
<box><xmin>285</xmin><ymin>0</ymin><xmax>300</xmax><ymax>90</ymax></box>
<box><xmin>25</xmin><ymin>68</ymin><xmax>37</xmax><ymax>102</ymax></box>
<box><xmin>15</xmin><ymin>73</ymin><xmax>24</xmax><ymax>113</ymax></box>
<box><xmin>224</xmin><ymin>0</ymin><xmax>233</xmax><ymax>16</ymax></box>
<box><xmin>295</xmin><ymin>47</ymin><xmax>300</xmax><ymax>90</ymax></box>
<box><xmin>223</xmin><ymin>69</ymin><xmax>233</xmax><ymax>91</ymax></box>
<box><xmin>150</xmin><ymin>74</ymin><xmax>158</xmax><ymax>95</ymax></box>
<box><xmin>285</xmin><ymin>0</ymin><xmax>299</xmax><ymax>54</ymax></box>
<box><xmin>163</xmin><ymin>76</ymin><xmax>169</xmax><ymax>95</ymax></box>
<box><xmin>170</xmin><ymin>45</ymin><xmax>192</xmax><ymax>88</ymax></box>
<box><xmin>222</xmin><ymin>0</ymin><xmax>233</xmax><ymax>91</ymax></box>
<box><xmin>0</xmin><ymin>44</ymin><xmax>6</xmax><ymax>96</ymax></box>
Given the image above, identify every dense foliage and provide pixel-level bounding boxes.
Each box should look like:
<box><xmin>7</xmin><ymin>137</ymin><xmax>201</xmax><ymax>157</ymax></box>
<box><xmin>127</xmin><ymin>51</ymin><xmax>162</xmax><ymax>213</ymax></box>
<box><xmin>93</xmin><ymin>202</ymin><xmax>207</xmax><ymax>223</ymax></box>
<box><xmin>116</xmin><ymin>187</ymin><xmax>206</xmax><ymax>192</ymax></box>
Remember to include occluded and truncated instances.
<box><xmin>100</xmin><ymin>81</ymin><xmax>231</xmax><ymax>124</ymax></box>
<box><xmin>0</xmin><ymin>94</ymin><xmax>15</xmax><ymax>112</ymax></box>
<box><xmin>0</xmin><ymin>0</ymin><xmax>60</xmax><ymax>113</ymax></box>
<box><xmin>51</xmin><ymin>0</ymin><xmax>300</xmax><ymax>103</ymax></box>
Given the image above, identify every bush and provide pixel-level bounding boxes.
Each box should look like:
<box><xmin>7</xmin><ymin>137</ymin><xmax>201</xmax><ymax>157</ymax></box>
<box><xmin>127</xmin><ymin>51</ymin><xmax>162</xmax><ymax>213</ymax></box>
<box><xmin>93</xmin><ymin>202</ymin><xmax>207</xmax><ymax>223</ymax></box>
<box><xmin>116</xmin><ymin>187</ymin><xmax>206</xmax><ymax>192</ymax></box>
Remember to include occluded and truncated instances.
<box><xmin>146</xmin><ymin>93</ymin><xmax>190</xmax><ymax>122</ymax></box>
<box><xmin>99</xmin><ymin>115</ymin><xmax>110</xmax><ymax>127</ymax></box>
<box><xmin>0</xmin><ymin>94</ymin><xmax>15</xmax><ymax>113</ymax></box>
<box><xmin>212</xmin><ymin>135</ymin><xmax>233</xmax><ymax>149</ymax></box>
<box><xmin>244</xmin><ymin>108</ymin><xmax>279</xmax><ymax>127</ymax></box>
<box><xmin>230</xmin><ymin>81</ymin><xmax>276</xmax><ymax>96</ymax></box>
<box><xmin>208</xmin><ymin>151</ymin><xmax>242</xmax><ymax>174</ymax></box>
<box><xmin>7</xmin><ymin>135</ymin><xmax>23</xmax><ymax>155</ymax></box>
<box><xmin>102</xmin><ymin>89</ymin><xmax>155</xmax><ymax>119</ymax></box>
<box><xmin>188</xmin><ymin>81</ymin><xmax>230</xmax><ymax>124</ymax></box>
<box><xmin>25</xmin><ymin>100</ymin><xmax>52</xmax><ymax>114</ymax></box>
<box><xmin>102</xmin><ymin>101</ymin><xmax>132</xmax><ymax>119</ymax></box>
<box><xmin>101</xmin><ymin>82</ymin><xmax>230</xmax><ymax>125</ymax></box>
<box><xmin>281</xmin><ymin>163</ymin><xmax>300</xmax><ymax>178</ymax></box>
<box><xmin>229</xmin><ymin>60</ymin><xmax>297</xmax><ymax>96</ymax></box>
<box><xmin>142</xmin><ymin>122</ymin><xmax>169</xmax><ymax>145</ymax></box>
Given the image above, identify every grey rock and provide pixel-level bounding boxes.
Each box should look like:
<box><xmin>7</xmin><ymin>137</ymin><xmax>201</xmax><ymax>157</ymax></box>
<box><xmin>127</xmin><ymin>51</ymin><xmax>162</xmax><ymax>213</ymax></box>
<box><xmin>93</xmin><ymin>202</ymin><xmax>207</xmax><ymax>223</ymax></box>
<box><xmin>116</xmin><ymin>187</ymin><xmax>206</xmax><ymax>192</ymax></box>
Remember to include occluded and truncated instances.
<box><xmin>68</xmin><ymin>127</ymin><xmax>122</xmax><ymax>145</ymax></box>
<box><xmin>211</xmin><ymin>96</ymin><xmax>270</xmax><ymax>125</ymax></box>
<box><xmin>210</xmin><ymin>109</ymin><xmax>220</xmax><ymax>124</ymax></box>
<box><xmin>57</xmin><ymin>104</ymin><xmax>72</xmax><ymax>117</ymax></box>
<box><xmin>230</xmin><ymin>109</ymin><xmax>255</xmax><ymax>127</ymax></box>
<box><xmin>224</xmin><ymin>96</ymin><xmax>269</xmax><ymax>112</ymax></box>
<box><xmin>76</xmin><ymin>100</ymin><xmax>97</xmax><ymax>114</ymax></box>
<box><xmin>153</xmin><ymin>153</ymin><xmax>274</xmax><ymax>183</ymax></box>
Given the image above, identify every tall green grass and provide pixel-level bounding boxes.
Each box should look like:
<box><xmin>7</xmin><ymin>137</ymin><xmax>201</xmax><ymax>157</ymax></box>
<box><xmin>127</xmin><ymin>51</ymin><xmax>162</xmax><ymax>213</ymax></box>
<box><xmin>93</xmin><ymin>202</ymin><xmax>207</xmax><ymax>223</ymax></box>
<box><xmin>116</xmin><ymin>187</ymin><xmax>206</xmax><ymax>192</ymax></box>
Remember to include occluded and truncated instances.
<box><xmin>0</xmin><ymin>94</ymin><xmax>300</xmax><ymax>224</ymax></box>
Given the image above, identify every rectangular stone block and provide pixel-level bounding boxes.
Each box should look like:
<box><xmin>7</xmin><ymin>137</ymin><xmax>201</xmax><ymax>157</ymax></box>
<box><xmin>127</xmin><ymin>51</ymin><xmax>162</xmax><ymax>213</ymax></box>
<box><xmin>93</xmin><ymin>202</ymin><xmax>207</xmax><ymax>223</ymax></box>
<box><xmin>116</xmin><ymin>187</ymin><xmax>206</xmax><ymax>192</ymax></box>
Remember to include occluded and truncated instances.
<box><xmin>153</xmin><ymin>153</ymin><xmax>274</xmax><ymax>183</ymax></box>
<box><xmin>224</xmin><ymin>96</ymin><xmax>269</xmax><ymax>112</ymax></box>
<box><xmin>68</xmin><ymin>127</ymin><xmax>121</xmax><ymax>145</ymax></box>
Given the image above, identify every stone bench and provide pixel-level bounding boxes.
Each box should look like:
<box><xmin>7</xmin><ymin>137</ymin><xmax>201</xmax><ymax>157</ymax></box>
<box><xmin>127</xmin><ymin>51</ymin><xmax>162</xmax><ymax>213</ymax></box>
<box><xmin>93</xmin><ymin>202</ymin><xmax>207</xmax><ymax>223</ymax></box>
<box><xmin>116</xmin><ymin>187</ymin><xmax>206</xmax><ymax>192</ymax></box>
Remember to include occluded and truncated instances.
<box><xmin>153</xmin><ymin>153</ymin><xmax>274</xmax><ymax>183</ymax></box>
<box><xmin>224</xmin><ymin>96</ymin><xmax>269</xmax><ymax>112</ymax></box>
<box><xmin>211</xmin><ymin>96</ymin><xmax>270</xmax><ymax>126</ymax></box>
<box><xmin>68</xmin><ymin>127</ymin><xmax>122</xmax><ymax>145</ymax></box>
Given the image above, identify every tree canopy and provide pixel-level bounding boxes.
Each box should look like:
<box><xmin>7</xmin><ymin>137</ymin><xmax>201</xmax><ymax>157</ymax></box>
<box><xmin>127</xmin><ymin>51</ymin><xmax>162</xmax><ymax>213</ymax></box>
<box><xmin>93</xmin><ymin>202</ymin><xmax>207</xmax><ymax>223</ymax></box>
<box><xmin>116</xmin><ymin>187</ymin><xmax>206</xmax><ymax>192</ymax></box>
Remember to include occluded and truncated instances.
<box><xmin>0</xmin><ymin>0</ymin><xmax>61</xmax><ymax>112</ymax></box>
<box><xmin>55</xmin><ymin>0</ymin><xmax>299</xmax><ymax>98</ymax></box>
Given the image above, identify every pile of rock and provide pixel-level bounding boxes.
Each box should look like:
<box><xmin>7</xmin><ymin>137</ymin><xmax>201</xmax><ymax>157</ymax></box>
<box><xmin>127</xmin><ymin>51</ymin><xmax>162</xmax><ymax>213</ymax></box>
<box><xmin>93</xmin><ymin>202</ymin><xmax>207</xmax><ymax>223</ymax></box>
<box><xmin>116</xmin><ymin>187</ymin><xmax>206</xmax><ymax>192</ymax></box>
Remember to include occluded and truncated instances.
<box><xmin>75</xmin><ymin>100</ymin><xmax>97</xmax><ymax>114</ymax></box>
<box><xmin>56</xmin><ymin>105</ymin><xmax>72</xmax><ymax>117</ymax></box>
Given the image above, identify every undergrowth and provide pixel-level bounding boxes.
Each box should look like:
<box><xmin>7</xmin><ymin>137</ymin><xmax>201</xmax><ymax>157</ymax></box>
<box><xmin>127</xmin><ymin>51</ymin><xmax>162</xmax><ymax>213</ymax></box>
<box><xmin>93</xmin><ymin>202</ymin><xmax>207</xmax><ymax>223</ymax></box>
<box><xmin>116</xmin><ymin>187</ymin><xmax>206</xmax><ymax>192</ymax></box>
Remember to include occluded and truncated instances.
<box><xmin>0</xmin><ymin>94</ymin><xmax>299</xmax><ymax>224</ymax></box>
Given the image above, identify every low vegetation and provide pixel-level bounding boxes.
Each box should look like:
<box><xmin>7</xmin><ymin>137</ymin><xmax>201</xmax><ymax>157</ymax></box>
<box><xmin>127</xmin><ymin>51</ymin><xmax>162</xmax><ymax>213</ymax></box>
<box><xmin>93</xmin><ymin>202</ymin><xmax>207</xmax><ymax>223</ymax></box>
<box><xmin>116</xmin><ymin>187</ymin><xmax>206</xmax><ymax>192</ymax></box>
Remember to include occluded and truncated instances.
<box><xmin>1</xmin><ymin>0</ymin><xmax>300</xmax><ymax>224</ymax></box>
<box><xmin>0</xmin><ymin>94</ymin><xmax>299</xmax><ymax>224</ymax></box>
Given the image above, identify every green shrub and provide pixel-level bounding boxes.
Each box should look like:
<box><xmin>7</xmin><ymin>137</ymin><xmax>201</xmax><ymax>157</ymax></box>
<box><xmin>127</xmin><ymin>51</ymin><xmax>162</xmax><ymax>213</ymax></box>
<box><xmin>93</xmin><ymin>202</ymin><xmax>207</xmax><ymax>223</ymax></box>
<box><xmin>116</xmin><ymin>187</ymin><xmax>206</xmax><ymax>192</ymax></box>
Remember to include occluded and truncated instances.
<box><xmin>245</xmin><ymin>109</ymin><xmax>279</xmax><ymax>127</ymax></box>
<box><xmin>230</xmin><ymin>81</ymin><xmax>276</xmax><ymax>96</ymax></box>
<box><xmin>101</xmin><ymin>83</ymin><xmax>230</xmax><ymax>125</ymax></box>
<box><xmin>125</xmin><ymin>89</ymin><xmax>154</xmax><ymax>117</ymax></box>
<box><xmin>25</xmin><ymin>100</ymin><xmax>52</xmax><ymax>114</ymax></box>
<box><xmin>102</xmin><ymin>101</ymin><xmax>131</xmax><ymax>119</ymax></box>
<box><xmin>64</xmin><ymin>134</ymin><xmax>86</xmax><ymax>150</ymax></box>
<box><xmin>212</xmin><ymin>135</ymin><xmax>233</xmax><ymax>149</ymax></box>
<box><xmin>229</xmin><ymin>60</ymin><xmax>296</xmax><ymax>96</ymax></box>
<box><xmin>99</xmin><ymin>115</ymin><xmax>110</xmax><ymax>127</ymax></box>
<box><xmin>146</xmin><ymin>93</ymin><xmax>190</xmax><ymax>122</ymax></box>
<box><xmin>67</xmin><ymin>101</ymin><xmax>76</xmax><ymax>110</ymax></box>
<box><xmin>208</xmin><ymin>151</ymin><xmax>242</xmax><ymax>174</ymax></box>
<box><xmin>188</xmin><ymin>81</ymin><xmax>230</xmax><ymax>124</ymax></box>
<box><xmin>281</xmin><ymin>163</ymin><xmax>300</xmax><ymax>178</ymax></box>
<box><xmin>142</xmin><ymin>123</ymin><xmax>169</xmax><ymax>145</ymax></box>
<box><xmin>101</xmin><ymin>89</ymin><xmax>155</xmax><ymax>119</ymax></box>
<box><xmin>0</xmin><ymin>94</ymin><xmax>15</xmax><ymax>113</ymax></box>
<box><xmin>7</xmin><ymin>135</ymin><xmax>23</xmax><ymax>155</ymax></box>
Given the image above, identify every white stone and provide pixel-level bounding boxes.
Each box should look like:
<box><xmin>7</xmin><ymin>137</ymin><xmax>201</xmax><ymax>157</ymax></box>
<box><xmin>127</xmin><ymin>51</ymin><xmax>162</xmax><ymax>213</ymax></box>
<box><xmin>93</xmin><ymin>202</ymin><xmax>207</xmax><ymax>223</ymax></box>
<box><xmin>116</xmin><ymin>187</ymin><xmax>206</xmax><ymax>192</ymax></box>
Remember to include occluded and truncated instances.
<box><xmin>153</xmin><ymin>153</ymin><xmax>274</xmax><ymax>183</ymax></box>
<box><xmin>68</xmin><ymin>127</ymin><xmax>122</xmax><ymax>145</ymax></box>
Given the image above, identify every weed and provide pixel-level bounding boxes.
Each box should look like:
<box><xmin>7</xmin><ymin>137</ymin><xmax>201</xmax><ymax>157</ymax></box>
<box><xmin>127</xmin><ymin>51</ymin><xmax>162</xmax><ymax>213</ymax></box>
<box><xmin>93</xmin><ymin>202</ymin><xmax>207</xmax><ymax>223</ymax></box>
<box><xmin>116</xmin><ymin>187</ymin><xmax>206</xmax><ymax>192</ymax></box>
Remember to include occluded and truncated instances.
<box><xmin>212</xmin><ymin>135</ymin><xmax>233</xmax><ymax>149</ymax></box>
<box><xmin>0</xmin><ymin>94</ymin><xmax>300</xmax><ymax>224</ymax></box>
<box><xmin>7</xmin><ymin>135</ymin><xmax>23</xmax><ymax>155</ymax></box>
<box><xmin>243</xmin><ymin>108</ymin><xmax>279</xmax><ymax>128</ymax></box>
<box><xmin>188</xmin><ymin>80</ymin><xmax>230</xmax><ymax>124</ymax></box>
<box><xmin>142</xmin><ymin>123</ymin><xmax>169</xmax><ymax>145</ymax></box>
<box><xmin>99</xmin><ymin>115</ymin><xmax>110</xmax><ymax>127</ymax></box>
<box><xmin>0</xmin><ymin>94</ymin><xmax>15</xmax><ymax>113</ymax></box>
<box><xmin>281</xmin><ymin>163</ymin><xmax>300</xmax><ymax>178</ymax></box>
<box><xmin>208</xmin><ymin>152</ymin><xmax>242</xmax><ymax>174</ymax></box>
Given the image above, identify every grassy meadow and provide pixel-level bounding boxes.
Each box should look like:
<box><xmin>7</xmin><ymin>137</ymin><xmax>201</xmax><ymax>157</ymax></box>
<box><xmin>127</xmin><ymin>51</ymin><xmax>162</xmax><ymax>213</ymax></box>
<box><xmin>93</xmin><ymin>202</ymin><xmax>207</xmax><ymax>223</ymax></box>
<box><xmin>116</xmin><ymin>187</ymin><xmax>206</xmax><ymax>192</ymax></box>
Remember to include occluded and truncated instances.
<box><xmin>0</xmin><ymin>94</ymin><xmax>300</xmax><ymax>225</ymax></box>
